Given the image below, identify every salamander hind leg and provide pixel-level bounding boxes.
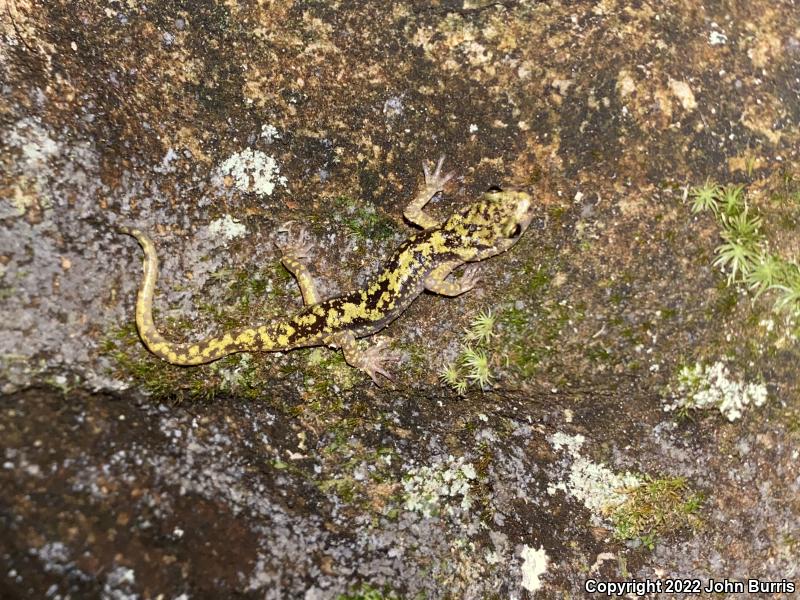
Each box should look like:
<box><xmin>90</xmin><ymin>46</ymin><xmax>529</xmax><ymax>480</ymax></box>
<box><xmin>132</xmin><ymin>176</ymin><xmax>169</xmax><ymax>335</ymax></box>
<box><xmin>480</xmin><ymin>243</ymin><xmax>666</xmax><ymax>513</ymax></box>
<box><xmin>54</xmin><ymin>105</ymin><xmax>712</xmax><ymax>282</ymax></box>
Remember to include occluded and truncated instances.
<box><xmin>424</xmin><ymin>262</ymin><xmax>481</xmax><ymax>296</ymax></box>
<box><xmin>274</xmin><ymin>222</ymin><xmax>321</xmax><ymax>306</ymax></box>
<box><xmin>328</xmin><ymin>331</ymin><xmax>400</xmax><ymax>385</ymax></box>
<box><xmin>404</xmin><ymin>155</ymin><xmax>456</xmax><ymax>229</ymax></box>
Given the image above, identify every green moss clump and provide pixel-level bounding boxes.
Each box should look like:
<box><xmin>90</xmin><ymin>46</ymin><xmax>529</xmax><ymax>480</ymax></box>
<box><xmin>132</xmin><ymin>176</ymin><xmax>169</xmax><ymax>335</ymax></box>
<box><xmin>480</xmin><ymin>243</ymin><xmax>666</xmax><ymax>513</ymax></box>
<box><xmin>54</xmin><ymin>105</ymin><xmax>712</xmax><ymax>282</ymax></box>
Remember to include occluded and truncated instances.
<box><xmin>201</xmin><ymin>261</ymin><xmax>297</xmax><ymax>330</ymax></box>
<box><xmin>498</xmin><ymin>299</ymin><xmax>573</xmax><ymax>379</ymax></box>
<box><xmin>310</xmin><ymin>195</ymin><xmax>401</xmax><ymax>242</ymax></box>
<box><xmin>609</xmin><ymin>476</ymin><xmax>704</xmax><ymax>550</ymax></box>
<box><xmin>336</xmin><ymin>584</ymin><xmax>399</xmax><ymax>600</ymax></box>
<box><xmin>439</xmin><ymin>309</ymin><xmax>499</xmax><ymax>393</ymax></box>
<box><xmin>688</xmin><ymin>178</ymin><xmax>800</xmax><ymax>318</ymax></box>
<box><xmin>298</xmin><ymin>346</ymin><xmax>361</xmax><ymax>397</ymax></box>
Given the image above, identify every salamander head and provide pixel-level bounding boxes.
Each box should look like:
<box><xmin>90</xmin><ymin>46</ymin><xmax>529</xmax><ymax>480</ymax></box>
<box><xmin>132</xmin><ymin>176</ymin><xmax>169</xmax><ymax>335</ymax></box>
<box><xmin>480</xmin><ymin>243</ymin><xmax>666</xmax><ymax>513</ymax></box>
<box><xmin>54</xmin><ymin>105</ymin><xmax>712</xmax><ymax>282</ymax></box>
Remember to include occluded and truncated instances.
<box><xmin>442</xmin><ymin>188</ymin><xmax>534</xmax><ymax>260</ymax></box>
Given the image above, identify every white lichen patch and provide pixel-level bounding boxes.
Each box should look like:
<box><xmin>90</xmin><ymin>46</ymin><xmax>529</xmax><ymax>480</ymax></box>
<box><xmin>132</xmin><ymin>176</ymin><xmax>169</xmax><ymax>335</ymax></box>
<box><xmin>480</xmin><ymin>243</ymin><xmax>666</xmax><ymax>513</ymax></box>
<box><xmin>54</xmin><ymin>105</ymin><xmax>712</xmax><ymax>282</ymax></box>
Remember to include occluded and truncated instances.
<box><xmin>548</xmin><ymin>433</ymin><xmax>641</xmax><ymax>518</ymax></box>
<box><xmin>3</xmin><ymin>117</ymin><xmax>61</xmax><ymax>217</ymax></box>
<box><xmin>665</xmin><ymin>361</ymin><xmax>768</xmax><ymax>421</ymax></box>
<box><xmin>30</xmin><ymin>541</ymin><xmax>72</xmax><ymax>574</ymax></box>
<box><xmin>402</xmin><ymin>455</ymin><xmax>477</xmax><ymax>518</ymax></box>
<box><xmin>669</xmin><ymin>78</ymin><xmax>697</xmax><ymax>111</ymax></box>
<box><xmin>260</xmin><ymin>124</ymin><xmax>280</xmax><ymax>143</ymax></box>
<box><xmin>215</xmin><ymin>148</ymin><xmax>287</xmax><ymax>197</ymax></box>
<box><xmin>8</xmin><ymin>118</ymin><xmax>60</xmax><ymax>165</ymax></box>
<box><xmin>208</xmin><ymin>214</ymin><xmax>247</xmax><ymax>240</ymax></box>
<box><xmin>216</xmin><ymin>353</ymin><xmax>252</xmax><ymax>389</ymax></box>
<box><xmin>520</xmin><ymin>545</ymin><xmax>549</xmax><ymax>593</ymax></box>
<box><xmin>616</xmin><ymin>68</ymin><xmax>636</xmax><ymax>99</ymax></box>
<box><xmin>102</xmin><ymin>566</ymin><xmax>137</xmax><ymax>600</ymax></box>
<box><xmin>708</xmin><ymin>28</ymin><xmax>728</xmax><ymax>46</ymax></box>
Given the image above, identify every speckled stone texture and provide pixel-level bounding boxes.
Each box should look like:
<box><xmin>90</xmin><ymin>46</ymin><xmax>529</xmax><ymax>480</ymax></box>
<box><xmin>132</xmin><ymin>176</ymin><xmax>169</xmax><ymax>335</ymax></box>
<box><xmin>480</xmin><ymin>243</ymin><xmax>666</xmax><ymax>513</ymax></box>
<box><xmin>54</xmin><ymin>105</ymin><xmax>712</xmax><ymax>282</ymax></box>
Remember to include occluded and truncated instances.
<box><xmin>2</xmin><ymin>1</ymin><xmax>799</xmax><ymax>598</ymax></box>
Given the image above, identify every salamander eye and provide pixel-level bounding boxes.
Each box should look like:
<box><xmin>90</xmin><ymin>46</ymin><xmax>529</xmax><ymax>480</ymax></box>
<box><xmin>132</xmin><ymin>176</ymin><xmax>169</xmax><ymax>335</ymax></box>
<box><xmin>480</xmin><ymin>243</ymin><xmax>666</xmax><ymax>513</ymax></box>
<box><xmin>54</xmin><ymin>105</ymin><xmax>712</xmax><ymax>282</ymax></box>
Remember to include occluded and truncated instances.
<box><xmin>509</xmin><ymin>223</ymin><xmax>522</xmax><ymax>238</ymax></box>
<box><xmin>487</xmin><ymin>185</ymin><xmax>503</xmax><ymax>193</ymax></box>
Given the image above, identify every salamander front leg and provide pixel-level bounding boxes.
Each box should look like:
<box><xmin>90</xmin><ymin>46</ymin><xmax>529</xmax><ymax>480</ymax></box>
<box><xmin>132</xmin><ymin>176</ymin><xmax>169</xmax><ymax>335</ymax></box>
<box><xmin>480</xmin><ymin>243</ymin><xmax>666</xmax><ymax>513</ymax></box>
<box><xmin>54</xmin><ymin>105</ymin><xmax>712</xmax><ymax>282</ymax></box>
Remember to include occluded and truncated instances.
<box><xmin>470</xmin><ymin>239</ymin><xmax>516</xmax><ymax>262</ymax></box>
<box><xmin>424</xmin><ymin>262</ymin><xmax>481</xmax><ymax>296</ymax></box>
<box><xmin>274</xmin><ymin>223</ymin><xmax>321</xmax><ymax>306</ymax></box>
<box><xmin>328</xmin><ymin>331</ymin><xmax>400</xmax><ymax>385</ymax></box>
<box><xmin>403</xmin><ymin>155</ymin><xmax>456</xmax><ymax>229</ymax></box>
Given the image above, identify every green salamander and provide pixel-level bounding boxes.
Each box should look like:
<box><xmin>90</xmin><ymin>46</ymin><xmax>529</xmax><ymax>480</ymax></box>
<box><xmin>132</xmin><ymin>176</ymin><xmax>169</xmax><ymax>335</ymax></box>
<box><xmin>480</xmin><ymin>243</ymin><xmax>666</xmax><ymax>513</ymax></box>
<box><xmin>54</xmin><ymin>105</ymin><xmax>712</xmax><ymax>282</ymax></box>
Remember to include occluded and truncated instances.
<box><xmin>120</xmin><ymin>156</ymin><xmax>534</xmax><ymax>383</ymax></box>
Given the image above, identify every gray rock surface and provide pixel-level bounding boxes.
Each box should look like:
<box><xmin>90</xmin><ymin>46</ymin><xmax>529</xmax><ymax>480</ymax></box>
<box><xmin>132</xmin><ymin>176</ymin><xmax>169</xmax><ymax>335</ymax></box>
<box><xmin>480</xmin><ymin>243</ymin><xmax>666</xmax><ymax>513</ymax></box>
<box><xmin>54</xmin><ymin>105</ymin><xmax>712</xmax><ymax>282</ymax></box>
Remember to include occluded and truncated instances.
<box><xmin>2</xmin><ymin>1</ymin><xmax>799</xmax><ymax>598</ymax></box>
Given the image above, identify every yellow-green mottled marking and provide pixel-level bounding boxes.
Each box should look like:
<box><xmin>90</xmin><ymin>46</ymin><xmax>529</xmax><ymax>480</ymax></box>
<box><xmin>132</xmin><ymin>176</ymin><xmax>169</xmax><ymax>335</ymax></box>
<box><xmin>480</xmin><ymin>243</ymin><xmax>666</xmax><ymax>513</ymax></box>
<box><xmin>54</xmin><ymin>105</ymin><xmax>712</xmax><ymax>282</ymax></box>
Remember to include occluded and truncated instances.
<box><xmin>119</xmin><ymin>161</ymin><xmax>535</xmax><ymax>383</ymax></box>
